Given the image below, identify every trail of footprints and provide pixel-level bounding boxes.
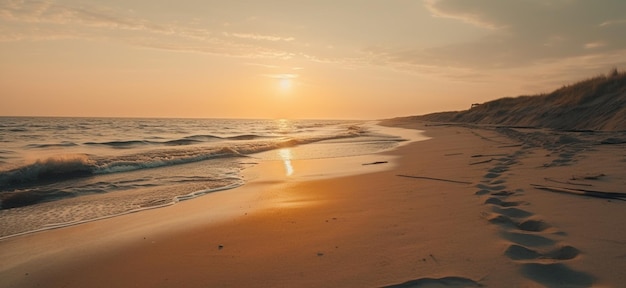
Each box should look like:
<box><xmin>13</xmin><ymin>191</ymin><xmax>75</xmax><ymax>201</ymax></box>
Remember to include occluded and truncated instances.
<box><xmin>475</xmin><ymin>148</ymin><xmax>595</xmax><ymax>287</ymax></box>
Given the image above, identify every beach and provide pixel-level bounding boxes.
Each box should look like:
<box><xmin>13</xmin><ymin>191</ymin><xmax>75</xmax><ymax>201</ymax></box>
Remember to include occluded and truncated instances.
<box><xmin>1</xmin><ymin>120</ymin><xmax>625</xmax><ymax>287</ymax></box>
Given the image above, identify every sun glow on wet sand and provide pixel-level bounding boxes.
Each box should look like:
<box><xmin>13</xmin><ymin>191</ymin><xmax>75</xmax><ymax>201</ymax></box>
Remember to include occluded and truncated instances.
<box><xmin>278</xmin><ymin>148</ymin><xmax>294</xmax><ymax>176</ymax></box>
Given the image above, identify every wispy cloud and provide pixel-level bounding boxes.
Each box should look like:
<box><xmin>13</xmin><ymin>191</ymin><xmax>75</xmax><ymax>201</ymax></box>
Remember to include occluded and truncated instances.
<box><xmin>423</xmin><ymin>0</ymin><xmax>502</xmax><ymax>29</ymax></box>
<box><xmin>226</xmin><ymin>32</ymin><xmax>294</xmax><ymax>42</ymax></box>
<box><xmin>367</xmin><ymin>0</ymin><xmax>626</xmax><ymax>80</ymax></box>
<box><xmin>599</xmin><ymin>19</ymin><xmax>626</xmax><ymax>27</ymax></box>
<box><xmin>0</xmin><ymin>0</ymin><xmax>168</xmax><ymax>32</ymax></box>
<box><xmin>584</xmin><ymin>42</ymin><xmax>607</xmax><ymax>49</ymax></box>
<box><xmin>0</xmin><ymin>0</ymin><xmax>298</xmax><ymax>60</ymax></box>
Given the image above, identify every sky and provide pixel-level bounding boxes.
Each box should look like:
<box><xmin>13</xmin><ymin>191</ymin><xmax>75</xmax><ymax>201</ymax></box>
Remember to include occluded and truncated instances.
<box><xmin>1</xmin><ymin>0</ymin><xmax>626</xmax><ymax>120</ymax></box>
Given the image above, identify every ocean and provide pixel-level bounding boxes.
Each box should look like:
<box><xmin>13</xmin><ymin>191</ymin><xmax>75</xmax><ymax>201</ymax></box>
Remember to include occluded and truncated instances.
<box><xmin>0</xmin><ymin>117</ymin><xmax>421</xmax><ymax>238</ymax></box>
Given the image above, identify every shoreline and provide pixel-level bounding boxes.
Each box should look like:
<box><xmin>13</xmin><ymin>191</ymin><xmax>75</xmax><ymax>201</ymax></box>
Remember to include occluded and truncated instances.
<box><xmin>1</xmin><ymin>121</ymin><xmax>624</xmax><ymax>287</ymax></box>
<box><xmin>0</xmin><ymin>121</ymin><xmax>418</xmax><ymax>240</ymax></box>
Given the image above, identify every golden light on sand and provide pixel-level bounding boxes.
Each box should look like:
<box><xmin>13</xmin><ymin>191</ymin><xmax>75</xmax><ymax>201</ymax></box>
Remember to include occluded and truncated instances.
<box><xmin>278</xmin><ymin>148</ymin><xmax>294</xmax><ymax>176</ymax></box>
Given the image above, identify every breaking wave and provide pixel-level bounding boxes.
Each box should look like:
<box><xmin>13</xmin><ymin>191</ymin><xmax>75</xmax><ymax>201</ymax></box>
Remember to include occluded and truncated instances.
<box><xmin>0</xmin><ymin>128</ymin><xmax>369</xmax><ymax>189</ymax></box>
<box><xmin>82</xmin><ymin>134</ymin><xmax>271</xmax><ymax>149</ymax></box>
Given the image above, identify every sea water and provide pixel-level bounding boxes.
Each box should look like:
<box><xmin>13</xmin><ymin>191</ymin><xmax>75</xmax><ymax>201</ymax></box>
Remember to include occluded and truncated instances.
<box><xmin>0</xmin><ymin>117</ymin><xmax>420</xmax><ymax>238</ymax></box>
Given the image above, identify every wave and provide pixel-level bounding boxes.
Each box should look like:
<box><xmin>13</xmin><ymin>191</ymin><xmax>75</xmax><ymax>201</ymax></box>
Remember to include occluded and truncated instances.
<box><xmin>84</xmin><ymin>140</ymin><xmax>154</xmax><ymax>148</ymax></box>
<box><xmin>182</xmin><ymin>134</ymin><xmax>223</xmax><ymax>141</ymax></box>
<box><xmin>224</xmin><ymin>134</ymin><xmax>266</xmax><ymax>140</ymax></box>
<box><xmin>163</xmin><ymin>139</ymin><xmax>203</xmax><ymax>146</ymax></box>
<box><xmin>8</xmin><ymin>128</ymin><xmax>28</xmax><ymax>132</ymax></box>
<box><xmin>83</xmin><ymin>133</ymin><xmax>269</xmax><ymax>149</ymax></box>
<box><xmin>0</xmin><ymin>124</ymin><xmax>370</xmax><ymax>190</ymax></box>
<box><xmin>0</xmin><ymin>142</ymin><xmax>276</xmax><ymax>189</ymax></box>
<box><xmin>0</xmin><ymin>148</ymin><xmax>244</xmax><ymax>189</ymax></box>
<box><xmin>93</xmin><ymin>147</ymin><xmax>245</xmax><ymax>174</ymax></box>
<box><xmin>0</xmin><ymin>154</ymin><xmax>95</xmax><ymax>188</ymax></box>
<box><xmin>24</xmin><ymin>142</ymin><xmax>79</xmax><ymax>149</ymax></box>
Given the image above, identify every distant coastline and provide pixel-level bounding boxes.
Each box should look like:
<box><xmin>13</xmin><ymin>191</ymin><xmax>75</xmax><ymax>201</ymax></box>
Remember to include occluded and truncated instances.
<box><xmin>397</xmin><ymin>69</ymin><xmax>626</xmax><ymax>131</ymax></box>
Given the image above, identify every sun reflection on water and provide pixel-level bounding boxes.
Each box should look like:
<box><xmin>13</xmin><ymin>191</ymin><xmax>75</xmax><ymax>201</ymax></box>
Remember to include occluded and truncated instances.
<box><xmin>276</xmin><ymin>118</ymin><xmax>294</xmax><ymax>134</ymax></box>
<box><xmin>278</xmin><ymin>148</ymin><xmax>294</xmax><ymax>176</ymax></box>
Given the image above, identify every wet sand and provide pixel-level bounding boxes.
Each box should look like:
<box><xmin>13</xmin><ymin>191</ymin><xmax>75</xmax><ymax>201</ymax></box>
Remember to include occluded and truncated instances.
<box><xmin>1</xmin><ymin>121</ymin><xmax>624</xmax><ymax>287</ymax></box>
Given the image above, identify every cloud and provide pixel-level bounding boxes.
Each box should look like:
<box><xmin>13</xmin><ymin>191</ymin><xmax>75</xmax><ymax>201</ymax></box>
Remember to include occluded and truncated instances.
<box><xmin>584</xmin><ymin>42</ymin><xmax>607</xmax><ymax>49</ymax></box>
<box><xmin>0</xmin><ymin>0</ymin><xmax>298</xmax><ymax>60</ymax></box>
<box><xmin>226</xmin><ymin>32</ymin><xmax>295</xmax><ymax>42</ymax></box>
<box><xmin>423</xmin><ymin>0</ymin><xmax>502</xmax><ymax>29</ymax></box>
<box><xmin>373</xmin><ymin>0</ymin><xmax>626</xmax><ymax>73</ymax></box>
<box><xmin>0</xmin><ymin>0</ymin><xmax>166</xmax><ymax>32</ymax></box>
<box><xmin>599</xmin><ymin>19</ymin><xmax>626</xmax><ymax>27</ymax></box>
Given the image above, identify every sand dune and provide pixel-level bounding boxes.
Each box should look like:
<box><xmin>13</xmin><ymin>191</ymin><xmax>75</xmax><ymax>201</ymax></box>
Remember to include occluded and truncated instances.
<box><xmin>406</xmin><ymin>69</ymin><xmax>626</xmax><ymax>131</ymax></box>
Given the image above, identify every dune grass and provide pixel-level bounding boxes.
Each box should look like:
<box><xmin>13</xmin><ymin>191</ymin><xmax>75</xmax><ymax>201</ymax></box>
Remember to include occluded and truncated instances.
<box><xmin>413</xmin><ymin>69</ymin><xmax>626</xmax><ymax>131</ymax></box>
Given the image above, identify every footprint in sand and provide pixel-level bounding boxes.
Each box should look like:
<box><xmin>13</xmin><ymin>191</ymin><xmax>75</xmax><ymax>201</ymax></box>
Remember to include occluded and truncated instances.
<box><xmin>544</xmin><ymin>245</ymin><xmax>581</xmax><ymax>260</ymax></box>
<box><xmin>484</xmin><ymin>172</ymin><xmax>501</xmax><ymax>179</ymax></box>
<box><xmin>485</xmin><ymin>213</ymin><xmax>548</xmax><ymax>231</ymax></box>
<box><xmin>501</xmin><ymin>231</ymin><xmax>557</xmax><ymax>247</ymax></box>
<box><xmin>504</xmin><ymin>244</ymin><xmax>541</xmax><ymax>260</ymax></box>
<box><xmin>484</xmin><ymin>164</ymin><xmax>511</xmax><ymax>178</ymax></box>
<box><xmin>475</xmin><ymin>183</ymin><xmax>509</xmax><ymax>195</ymax></box>
<box><xmin>488</xmin><ymin>166</ymin><xmax>508</xmax><ymax>173</ymax></box>
<box><xmin>495</xmin><ymin>156</ymin><xmax>518</xmax><ymax>166</ymax></box>
<box><xmin>500</xmin><ymin>159</ymin><xmax>519</xmax><ymax>166</ymax></box>
<box><xmin>490</xmin><ymin>190</ymin><xmax>516</xmax><ymax>196</ymax></box>
<box><xmin>382</xmin><ymin>276</ymin><xmax>482</xmax><ymax>288</ymax></box>
<box><xmin>486</xmin><ymin>213</ymin><xmax>517</xmax><ymax>226</ymax></box>
<box><xmin>484</xmin><ymin>197</ymin><xmax>524</xmax><ymax>207</ymax></box>
<box><xmin>521</xmin><ymin>263</ymin><xmax>594</xmax><ymax>288</ymax></box>
<box><xmin>492</xmin><ymin>188</ymin><xmax>523</xmax><ymax>197</ymax></box>
<box><xmin>475</xmin><ymin>189</ymin><xmax>490</xmax><ymax>195</ymax></box>
<box><xmin>505</xmin><ymin>244</ymin><xmax>580</xmax><ymax>261</ymax></box>
<box><xmin>517</xmin><ymin>219</ymin><xmax>551</xmax><ymax>232</ymax></box>
<box><xmin>473</xmin><ymin>141</ymin><xmax>593</xmax><ymax>287</ymax></box>
<box><xmin>490</xmin><ymin>206</ymin><xmax>533</xmax><ymax>218</ymax></box>
<box><xmin>476</xmin><ymin>183</ymin><xmax>506</xmax><ymax>191</ymax></box>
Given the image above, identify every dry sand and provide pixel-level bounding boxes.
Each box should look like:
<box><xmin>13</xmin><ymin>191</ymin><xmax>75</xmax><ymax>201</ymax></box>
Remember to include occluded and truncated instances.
<box><xmin>1</xmin><ymin>121</ymin><xmax>624</xmax><ymax>287</ymax></box>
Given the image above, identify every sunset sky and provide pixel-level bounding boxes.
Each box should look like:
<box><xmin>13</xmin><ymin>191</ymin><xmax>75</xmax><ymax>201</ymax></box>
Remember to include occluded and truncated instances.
<box><xmin>2</xmin><ymin>0</ymin><xmax>626</xmax><ymax>119</ymax></box>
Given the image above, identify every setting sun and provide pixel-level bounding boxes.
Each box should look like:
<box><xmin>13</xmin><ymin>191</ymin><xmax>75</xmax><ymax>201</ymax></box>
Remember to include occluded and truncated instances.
<box><xmin>279</xmin><ymin>77</ymin><xmax>292</xmax><ymax>91</ymax></box>
<box><xmin>273</xmin><ymin>73</ymin><xmax>297</xmax><ymax>93</ymax></box>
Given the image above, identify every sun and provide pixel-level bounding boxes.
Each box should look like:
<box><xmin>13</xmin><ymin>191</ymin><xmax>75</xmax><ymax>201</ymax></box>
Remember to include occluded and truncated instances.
<box><xmin>279</xmin><ymin>77</ymin><xmax>292</xmax><ymax>91</ymax></box>
<box><xmin>271</xmin><ymin>73</ymin><xmax>297</xmax><ymax>93</ymax></box>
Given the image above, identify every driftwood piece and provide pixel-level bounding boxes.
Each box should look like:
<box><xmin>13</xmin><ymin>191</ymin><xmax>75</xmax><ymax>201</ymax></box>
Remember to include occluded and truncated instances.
<box><xmin>531</xmin><ymin>184</ymin><xmax>626</xmax><ymax>201</ymax></box>
<box><xmin>362</xmin><ymin>161</ymin><xmax>388</xmax><ymax>166</ymax></box>
<box><xmin>470</xmin><ymin>158</ymin><xmax>494</xmax><ymax>165</ymax></box>
<box><xmin>544</xmin><ymin>177</ymin><xmax>593</xmax><ymax>187</ymax></box>
<box><xmin>471</xmin><ymin>154</ymin><xmax>508</xmax><ymax>158</ymax></box>
<box><xmin>571</xmin><ymin>173</ymin><xmax>605</xmax><ymax>180</ymax></box>
<box><xmin>397</xmin><ymin>174</ymin><xmax>473</xmax><ymax>185</ymax></box>
<box><xmin>498</xmin><ymin>144</ymin><xmax>523</xmax><ymax>148</ymax></box>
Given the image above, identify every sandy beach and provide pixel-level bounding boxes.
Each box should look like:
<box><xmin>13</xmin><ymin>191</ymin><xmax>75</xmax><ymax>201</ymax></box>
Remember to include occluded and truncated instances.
<box><xmin>1</xmin><ymin>120</ymin><xmax>625</xmax><ymax>287</ymax></box>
